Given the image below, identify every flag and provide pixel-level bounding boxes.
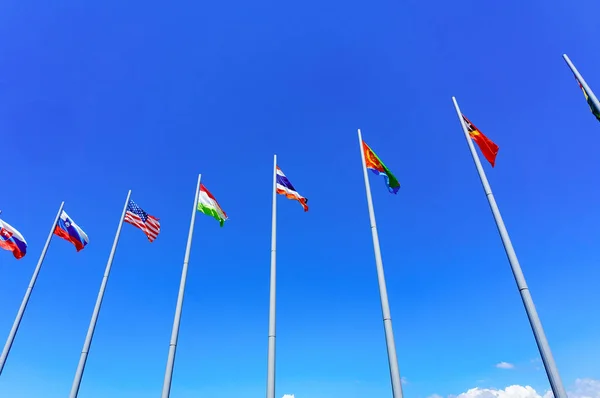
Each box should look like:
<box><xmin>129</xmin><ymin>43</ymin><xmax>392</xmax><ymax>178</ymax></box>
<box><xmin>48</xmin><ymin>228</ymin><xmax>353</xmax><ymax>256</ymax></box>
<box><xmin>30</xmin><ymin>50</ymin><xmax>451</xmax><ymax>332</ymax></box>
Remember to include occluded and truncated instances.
<box><xmin>0</xmin><ymin>218</ymin><xmax>27</xmax><ymax>259</ymax></box>
<box><xmin>574</xmin><ymin>76</ymin><xmax>600</xmax><ymax>122</ymax></box>
<box><xmin>362</xmin><ymin>140</ymin><xmax>400</xmax><ymax>194</ymax></box>
<box><xmin>54</xmin><ymin>211</ymin><xmax>89</xmax><ymax>251</ymax></box>
<box><xmin>124</xmin><ymin>200</ymin><xmax>160</xmax><ymax>242</ymax></box>
<box><xmin>198</xmin><ymin>184</ymin><xmax>228</xmax><ymax>227</ymax></box>
<box><xmin>462</xmin><ymin>115</ymin><xmax>499</xmax><ymax>167</ymax></box>
<box><xmin>276</xmin><ymin>166</ymin><xmax>308</xmax><ymax>211</ymax></box>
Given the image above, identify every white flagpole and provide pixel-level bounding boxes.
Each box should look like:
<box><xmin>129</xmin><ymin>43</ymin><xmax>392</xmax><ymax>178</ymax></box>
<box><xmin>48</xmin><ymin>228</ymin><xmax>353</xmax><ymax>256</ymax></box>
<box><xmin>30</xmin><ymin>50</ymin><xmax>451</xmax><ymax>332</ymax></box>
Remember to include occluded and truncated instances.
<box><xmin>265</xmin><ymin>154</ymin><xmax>277</xmax><ymax>398</ymax></box>
<box><xmin>563</xmin><ymin>54</ymin><xmax>600</xmax><ymax>115</ymax></box>
<box><xmin>161</xmin><ymin>174</ymin><xmax>202</xmax><ymax>398</ymax></box>
<box><xmin>0</xmin><ymin>201</ymin><xmax>64</xmax><ymax>375</ymax></box>
<box><xmin>69</xmin><ymin>190</ymin><xmax>131</xmax><ymax>398</ymax></box>
<box><xmin>451</xmin><ymin>96</ymin><xmax>567</xmax><ymax>398</ymax></box>
<box><xmin>357</xmin><ymin>130</ymin><xmax>404</xmax><ymax>398</ymax></box>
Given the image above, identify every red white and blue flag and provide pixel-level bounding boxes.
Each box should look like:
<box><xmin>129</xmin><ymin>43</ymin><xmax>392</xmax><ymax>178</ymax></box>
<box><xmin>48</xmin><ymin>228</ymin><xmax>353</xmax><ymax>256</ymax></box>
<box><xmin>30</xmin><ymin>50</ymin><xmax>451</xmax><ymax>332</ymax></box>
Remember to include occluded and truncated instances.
<box><xmin>124</xmin><ymin>200</ymin><xmax>160</xmax><ymax>242</ymax></box>
<box><xmin>0</xmin><ymin>218</ymin><xmax>27</xmax><ymax>259</ymax></box>
<box><xmin>276</xmin><ymin>166</ymin><xmax>308</xmax><ymax>211</ymax></box>
<box><xmin>54</xmin><ymin>211</ymin><xmax>89</xmax><ymax>252</ymax></box>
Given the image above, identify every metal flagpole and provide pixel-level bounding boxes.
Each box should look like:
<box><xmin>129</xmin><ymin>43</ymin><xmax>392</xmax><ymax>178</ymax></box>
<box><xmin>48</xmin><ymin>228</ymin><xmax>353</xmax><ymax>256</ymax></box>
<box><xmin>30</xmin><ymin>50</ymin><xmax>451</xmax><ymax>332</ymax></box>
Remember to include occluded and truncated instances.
<box><xmin>0</xmin><ymin>201</ymin><xmax>64</xmax><ymax>376</ymax></box>
<box><xmin>161</xmin><ymin>174</ymin><xmax>202</xmax><ymax>398</ymax></box>
<box><xmin>69</xmin><ymin>190</ymin><xmax>131</xmax><ymax>398</ymax></box>
<box><xmin>266</xmin><ymin>154</ymin><xmax>277</xmax><ymax>398</ymax></box>
<box><xmin>357</xmin><ymin>130</ymin><xmax>404</xmax><ymax>398</ymax></box>
<box><xmin>451</xmin><ymin>97</ymin><xmax>567</xmax><ymax>398</ymax></box>
<box><xmin>563</xmin><ymin>54</ymin><xmax>600</xmax><ymax>114</ymax></box>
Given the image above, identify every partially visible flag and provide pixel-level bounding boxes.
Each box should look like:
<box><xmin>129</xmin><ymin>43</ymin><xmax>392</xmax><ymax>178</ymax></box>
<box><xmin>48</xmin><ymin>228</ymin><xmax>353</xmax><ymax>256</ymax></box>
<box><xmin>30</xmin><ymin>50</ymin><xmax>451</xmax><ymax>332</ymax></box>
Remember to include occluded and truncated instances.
<box><xmin>362</xmin><ymin>140</ymin><xmax>400</xmax><ymax>194</ymax></box>
<box><xmin>54</xmin><ymin>211</ymin><xmax>89</xmax><ymax>251</ymax></box>
<box><xmin>462</xmin><ymin>115</ymin><xmax>499</xmax><ymax>167</ymax></box>
<box><xmin>124</xmin><ymin>200</ymin><xmax>160</xmax><ymax>242</ymax></box>
<box><xmin>276</xmin><ymin>166</ymin><xmax>308</xmax><ymax>211</ymax></box>
<box><xmin>0</xmin><ymin>218</ymin><xmax>27</xmax><ymax>259</ymax></box>
<box><xmin>198</xmin><ymin>184</ymin><xmax>228</xmax><ymax>227</ymax></box>
<box><xmin>573</xmin><ymin>75</ymin><xmax>600</xmax><ymax>122</ymax></box>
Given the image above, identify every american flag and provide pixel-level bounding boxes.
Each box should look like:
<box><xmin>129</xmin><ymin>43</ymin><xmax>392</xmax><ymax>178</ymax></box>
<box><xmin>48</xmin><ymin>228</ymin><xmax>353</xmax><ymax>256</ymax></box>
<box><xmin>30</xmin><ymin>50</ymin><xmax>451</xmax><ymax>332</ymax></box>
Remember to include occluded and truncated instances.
<box><xmin>124</xmin><ymin>200</ymin><xmax>160</xmax><ymax>242</ymax></box>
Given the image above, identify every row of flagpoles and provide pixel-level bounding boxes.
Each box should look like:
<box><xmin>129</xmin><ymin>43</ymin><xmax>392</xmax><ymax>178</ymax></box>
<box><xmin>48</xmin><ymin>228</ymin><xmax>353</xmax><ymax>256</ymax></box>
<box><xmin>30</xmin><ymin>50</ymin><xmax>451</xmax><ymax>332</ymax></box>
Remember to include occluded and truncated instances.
<box><xmin>1</xmin><ymin>53</ymin><xmax>597</xmax><ymax>398</ymax></box>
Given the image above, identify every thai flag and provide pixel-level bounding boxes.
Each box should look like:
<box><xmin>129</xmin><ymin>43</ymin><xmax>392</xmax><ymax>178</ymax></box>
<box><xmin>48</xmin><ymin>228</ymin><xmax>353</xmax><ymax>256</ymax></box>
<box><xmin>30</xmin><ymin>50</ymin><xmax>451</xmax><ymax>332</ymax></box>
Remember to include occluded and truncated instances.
<box><xmin>276</xmin><ymin>166</ymin><xmax>309</xmax><ymax>211</ymax></box>
<box><xmin>0</xmin><ymin>218</ymin><xmax>27</xmax><ymax>259</ymax></box>
<box><xmin>53</xmin><ymin>211</ymin><xmax>89</xmax><ymax>252</ymax></box>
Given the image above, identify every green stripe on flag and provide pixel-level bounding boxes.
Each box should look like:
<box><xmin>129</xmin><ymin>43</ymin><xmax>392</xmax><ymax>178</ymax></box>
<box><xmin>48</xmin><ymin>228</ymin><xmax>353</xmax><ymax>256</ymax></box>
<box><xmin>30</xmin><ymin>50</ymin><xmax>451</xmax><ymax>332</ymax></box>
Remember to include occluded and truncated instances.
<box><xmin>198</xmin><ymin>203</ymin><xmax>226</xmax><ymax>227</ymax></box>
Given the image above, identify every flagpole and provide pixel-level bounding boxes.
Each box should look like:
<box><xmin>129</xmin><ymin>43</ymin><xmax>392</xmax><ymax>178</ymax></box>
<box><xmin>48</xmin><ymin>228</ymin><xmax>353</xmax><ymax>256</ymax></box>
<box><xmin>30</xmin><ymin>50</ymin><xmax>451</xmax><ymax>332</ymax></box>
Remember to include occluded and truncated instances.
<box><xmin>266</xmin><ymin>154</ymin><xmax>277</xmax><ymax>398</ymax></box>
<box><xmin>357</xmin><ymin>130</ymin><xmax>404</xmax><ymax>398</ymax></box>
<box><xmin>563</xmin><ymin>54</ymin><xmax>600</xmax><ymax>114</ymax></box>
<box><xmin>0</xmin><ymin>201</ymin><xmax>64</xmax><ymax>376</ymax></box>
<box><xmin>451</xmin><ymin>97</ymin><xmax>567</xmax><ymax>398</ymax></box>
<box><xmin>69</xmin><ymin>190</ymin><xmax>131</xmax><ymax>398</ymax></box>
<box><xmin>161</xmin><ymin>174</ymin><xmax>202</xmax><ymax>398</ymax></box>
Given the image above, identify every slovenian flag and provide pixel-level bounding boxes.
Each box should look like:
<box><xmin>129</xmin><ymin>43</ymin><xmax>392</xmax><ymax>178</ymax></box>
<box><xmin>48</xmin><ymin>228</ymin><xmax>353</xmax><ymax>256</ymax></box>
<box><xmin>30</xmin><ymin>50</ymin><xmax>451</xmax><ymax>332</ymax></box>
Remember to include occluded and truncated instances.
<box><xmin>276</xmin><ymin>166</ymin><xmax>309</xmax><ymax>211</ymax></box>
<box><xmin>0</xmin><ymin>218</ymin><xmax>27</xmax><ymax>259</ymax></box>
<box><xmin>53</xmin><ymin>211</ymin><xmax>89</xmax><ymax>252</ymax></box>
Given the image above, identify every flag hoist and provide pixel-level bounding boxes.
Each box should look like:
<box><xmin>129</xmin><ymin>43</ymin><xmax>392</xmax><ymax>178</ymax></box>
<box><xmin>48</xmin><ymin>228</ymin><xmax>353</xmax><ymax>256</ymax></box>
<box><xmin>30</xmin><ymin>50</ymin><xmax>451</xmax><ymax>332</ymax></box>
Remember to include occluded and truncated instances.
<box><xmin>563</xmin><ymin>54</ymin><xmax>600</xmax><ymax>123</ymax></box>
<box><xmin>161</xmin><ymin>175</ymin><xmax>228</xmax><ymax>398</ymax></box>
<box><xmin>357</xmin><ymin>129</ymin><xmax>404</xmax><ymax>398</ymax></box>
<box><xmin>1</xmin><ymin>202</ymin><xmax>90</xmax><ymax>376</ymax></box>
<box><xmin>451</xmin><ymin>96</ymin><xmax>567</xmax><ymax>398</ymax></box>
<box><xmin>70</xmin><ymin>192</ymin><xmax>160</xmax><ymax>397</ymax></box>
<box><xmin>266</xmin><ymin>155</ymin><xmax>308</xmax><ymax>398</ymax></box>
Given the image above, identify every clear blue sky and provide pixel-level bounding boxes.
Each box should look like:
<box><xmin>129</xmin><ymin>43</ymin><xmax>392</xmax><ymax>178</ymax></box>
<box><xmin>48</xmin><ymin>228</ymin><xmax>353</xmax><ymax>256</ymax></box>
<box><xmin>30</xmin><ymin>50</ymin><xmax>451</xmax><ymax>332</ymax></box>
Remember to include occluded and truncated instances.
<box><xmin>1</xmin><ymin>1</ymin><xmax>599</xmax><ymax>397</ymax></box>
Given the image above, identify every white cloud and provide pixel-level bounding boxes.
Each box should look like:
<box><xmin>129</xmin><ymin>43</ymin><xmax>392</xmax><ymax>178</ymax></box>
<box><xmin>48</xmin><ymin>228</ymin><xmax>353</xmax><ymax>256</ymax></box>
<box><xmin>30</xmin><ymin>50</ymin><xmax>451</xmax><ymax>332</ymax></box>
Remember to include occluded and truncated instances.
<box><xmin>428</xmin><ymin>394</ymin><xmax>444</xmax><ymax>398</ymax></box>
<box><xmin>551</xmin><ymin>378</ymin><xmax>600</xmax><ymax>398</ymax></box>
<box><xmin>430</xmin><ymin>378</ymin><xmax>600</xmax><ymax>398</ymax></box>
<box><xmin>282</xmin><ymin>395</ymin><xmax>295</xmax><ymax>398</ymax></box>
<box><xmin>455</xmin><ymin>385</ymin><xmax>543</xmax><ymax>398</ymax></box>
<box><xmin>496</xmin><ymin>362</ymin><xmax>515</xmax><ymax>369</ymax></box>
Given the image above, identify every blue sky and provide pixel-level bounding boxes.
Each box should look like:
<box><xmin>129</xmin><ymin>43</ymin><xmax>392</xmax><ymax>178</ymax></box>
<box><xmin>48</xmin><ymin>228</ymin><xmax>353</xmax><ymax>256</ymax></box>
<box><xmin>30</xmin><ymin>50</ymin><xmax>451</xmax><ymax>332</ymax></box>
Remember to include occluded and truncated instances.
<box><xmin>1</xmin><ymin>1</ymin><xmax>599</xmax><ymax>397</ymax></box>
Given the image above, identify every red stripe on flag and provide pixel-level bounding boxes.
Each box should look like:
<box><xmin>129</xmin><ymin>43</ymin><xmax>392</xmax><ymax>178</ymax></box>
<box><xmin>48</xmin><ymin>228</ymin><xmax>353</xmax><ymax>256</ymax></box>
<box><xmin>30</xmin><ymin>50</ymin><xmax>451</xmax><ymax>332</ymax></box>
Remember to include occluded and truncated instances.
<box><xmin>124</xmin><ymin>212</ymin><xmax>160</xmax><ymax>242</ymax></box>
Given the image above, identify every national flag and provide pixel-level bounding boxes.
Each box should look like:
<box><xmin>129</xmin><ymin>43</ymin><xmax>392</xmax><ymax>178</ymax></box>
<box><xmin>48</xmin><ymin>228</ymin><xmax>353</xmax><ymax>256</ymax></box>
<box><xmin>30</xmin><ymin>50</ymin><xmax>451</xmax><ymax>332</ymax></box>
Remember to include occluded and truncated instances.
<box><xmin>276</xmin><ymin>166</ymin><xmax>308</xmax><ymax>211</ymax></box>
<box><xmin>573</xmin><ymin>76</ymin><xmax>600</xmax><ymax>122</ymax></box>
<box><xmin>462</xmin><ymin>115</ymin><xmax>499</xmax><ymax>167</ymax></box>
<box><xmin>0</xmin><ymin>218</ymin><xmax>27</xmax><ymax>259</ymax></box>
<box><xmin>124</xmin><ymin>200</ymin><xmax>160</xmax><ymax>242</ymax></box>
<box><xmin>362</xmin><ymin>141</ymin><xmax>400</xmax><ymax>194</ymax></box>
<box><xmin>197</xmin><ymin>184</ymin><xmax>228</xmax><ymax>226</ymax></box>
<box><xmin>54</xmin><ymin>211</ymin><xmax>89</xmax><ymax>252</ymax></box>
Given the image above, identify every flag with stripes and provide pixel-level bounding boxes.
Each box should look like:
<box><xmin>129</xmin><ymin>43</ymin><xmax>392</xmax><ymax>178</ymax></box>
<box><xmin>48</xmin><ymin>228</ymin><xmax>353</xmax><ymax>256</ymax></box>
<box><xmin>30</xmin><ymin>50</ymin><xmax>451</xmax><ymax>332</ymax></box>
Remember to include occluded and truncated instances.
<box><xmin>124</xmin><ymin>200</ymin><xmax>160</xmax><ymax>242</ymax></box>
<box><xmin>276</xmin><ymin>166</ymin><xmax>308</xmax><ymax>211</ymax></box>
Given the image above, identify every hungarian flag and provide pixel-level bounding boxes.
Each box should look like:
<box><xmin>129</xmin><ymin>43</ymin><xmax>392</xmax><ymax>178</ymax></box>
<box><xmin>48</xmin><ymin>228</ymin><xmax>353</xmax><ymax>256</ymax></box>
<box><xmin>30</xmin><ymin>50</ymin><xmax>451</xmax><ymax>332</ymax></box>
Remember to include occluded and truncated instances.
<box><xmin>574</xmin><ymin>76</ymin><xmax>600</xmax><ymax>122</ymax></box>
<box><xmin>198</xmin><ymin>184</ymin><xmax>229</xmax><ymax>226</ymax></box>
<box><xmin>362</xmin><ymin>141</ymin><xmax>400</xmax><ymax>194</ymax></box>
<box><xmin>462</xmin><ymin>115</ymin><xmax>499</xmax><ymax>167</ymax></box>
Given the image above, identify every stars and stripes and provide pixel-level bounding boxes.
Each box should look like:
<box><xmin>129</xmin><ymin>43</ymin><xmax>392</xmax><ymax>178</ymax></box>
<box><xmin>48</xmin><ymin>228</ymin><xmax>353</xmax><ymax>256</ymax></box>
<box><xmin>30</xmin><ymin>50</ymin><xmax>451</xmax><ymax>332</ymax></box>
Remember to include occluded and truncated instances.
<box><xmin>124</xmin><ymin>200</ymin><xmax>161</xmax><ymax>242</ymax></box>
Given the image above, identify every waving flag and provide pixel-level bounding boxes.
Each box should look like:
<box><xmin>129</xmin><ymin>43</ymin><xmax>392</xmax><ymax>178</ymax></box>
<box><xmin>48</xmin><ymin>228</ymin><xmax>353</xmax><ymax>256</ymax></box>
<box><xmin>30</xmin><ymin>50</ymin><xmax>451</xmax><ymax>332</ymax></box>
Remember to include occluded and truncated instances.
<box><xmin>54</xmin><ymin>211</ymin><xmax>89</xmax><ymax>251</ymax></box>
<box><xmin>124</xmin><ymin>200</ymin><xmax>160</xmax><ymax>242</ymax></box>
<box><xmin>198</xmin><ymin>184</ymin><xmax>228</xmax><ymax>226</ymax></box>
<box><xmin>276</xmin><ymin>166</ymin><xmax>308</xmax><ymax>211</ymax></box>
<box><xmin>0</xmin><ymin>218</ymin><xmax>27</xmax><ymax>259</ymax></box>
<box><xmin>462</xmin><ymin>115</ymin><xmax>499</xmax><ymax>167</ymax></box>
<box><xmin>362</xmin><ymin>141</ymin><xmax>400</xmax><ymax>194</ymax></box>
